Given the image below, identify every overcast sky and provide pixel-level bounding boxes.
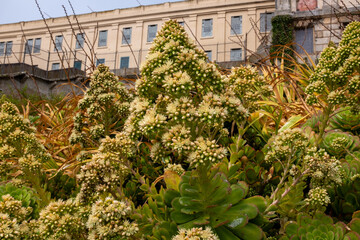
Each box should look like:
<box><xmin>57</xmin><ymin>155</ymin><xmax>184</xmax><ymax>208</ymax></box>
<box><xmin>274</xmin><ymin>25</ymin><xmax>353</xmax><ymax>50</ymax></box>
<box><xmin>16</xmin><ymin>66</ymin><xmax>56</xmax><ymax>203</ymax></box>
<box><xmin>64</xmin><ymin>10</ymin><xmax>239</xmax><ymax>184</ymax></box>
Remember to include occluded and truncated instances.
<box><xmin>0</xmin><ymin>0</ymin><xmax>183</xmax><ymax>24</ymax></box>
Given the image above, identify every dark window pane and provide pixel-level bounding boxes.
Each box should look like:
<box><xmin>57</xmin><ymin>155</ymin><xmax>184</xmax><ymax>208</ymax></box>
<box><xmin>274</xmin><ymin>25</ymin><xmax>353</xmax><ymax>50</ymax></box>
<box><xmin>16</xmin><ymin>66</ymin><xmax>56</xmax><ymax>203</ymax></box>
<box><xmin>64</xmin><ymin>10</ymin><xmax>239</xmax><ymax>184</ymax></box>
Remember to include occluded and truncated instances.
<box><xmin>0</xmin><ymin>42</ymin><xmax>4</xmax><ymax>56</ymax></box>
<box><xmin>260</xmin><ymin>12</ymin><xmax>274</xmax><ymax>32</ymax></box>
<box><xmin>96</xmin><ymin>58</ymin><xmax>105</xmax><ymax>66</ymax></box>
<box><xmin>230</xmin><ymin>48</ymin><xmax>242</xmax><ymax>61</ymax></box>
<box><xmin>120</xmin><ymin>56</ymin><xmax>130</xmax><ymax>69</ymax></box>
<box><xmin>74</xmin><ymin>60</ymin><xmax>82</xmax><ymax>70</ymax></box>
<box><xmin>75</xmin><ymin>33</ymin><xmax>84</xmax><ymax>49</ymax></box>
<box><xmin>25</xmin><ymin>39</ymin><xmax>33</xmax><ymax>54</ymax></box>
<box><xmin>231</xmin><ymin>16</ymin><xmax>242</xmax><ymax>35</ymax></box>
<box><xmin>202</xmin><ymin>19</ymin><xmax>213</xmax><ymax>37</ymax></box>
<box><xmin>205</xmin><ymin>50</ymin><xmax>212</xmax><ymax>61</ymax></box>
<box><xmin>295</xmin><ymin>28</ymin><xmax>314</xmax><ymax>54</ymax></box>
<box><xmin>122</xmin><ymin>27</ymin><xmax>132</xmax><ymax>45</ymax></box>
<box><xmin>34</xmin><ymin>38</ymin><xmax>41</xmax><ymax>53</ymax></box>
<box><xmin>5</xmin><ymin>41</ymin><xmax>12</xmax><ymax>56</ymax></box>
<box><xmin>98</xmin><ymin>30</ymin><xmax>108</xmax><ymax>47</ymax></box>
<box><xmin>147</xmin><ymin>25</ymin><xmax>158</xmax><ymax>42</ymax></box>
<box><xmin>52</xmin><ymin>63</ymin><xmax>60</xmax><ymax>70</ymax></box>
<box><xmin>55</xmin><ymin>35</ymin><xmax>63</xmax><ymax>52</ymax></box>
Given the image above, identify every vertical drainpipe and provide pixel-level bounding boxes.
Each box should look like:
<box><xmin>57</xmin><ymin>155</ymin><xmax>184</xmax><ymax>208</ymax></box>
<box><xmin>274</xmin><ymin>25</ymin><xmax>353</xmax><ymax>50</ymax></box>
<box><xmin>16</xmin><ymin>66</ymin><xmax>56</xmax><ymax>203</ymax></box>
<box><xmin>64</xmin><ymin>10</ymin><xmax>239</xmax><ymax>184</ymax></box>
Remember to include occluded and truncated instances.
<box><xmin>114</xmin><ymin>22</ymin><xmax>120</xmax><ymax>71</ymax></box>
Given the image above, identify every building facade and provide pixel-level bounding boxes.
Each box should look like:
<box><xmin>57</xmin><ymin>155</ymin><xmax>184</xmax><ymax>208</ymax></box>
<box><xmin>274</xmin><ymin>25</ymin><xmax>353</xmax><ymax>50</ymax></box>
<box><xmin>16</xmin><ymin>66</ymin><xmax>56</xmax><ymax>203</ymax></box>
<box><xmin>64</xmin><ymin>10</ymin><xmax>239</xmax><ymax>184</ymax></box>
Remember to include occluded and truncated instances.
<box><xmin>275</xmin><ymin>0</ymin><xmax>359</xmax><ymax>58</ymax></box>
<box><xmin>0</xmin><ymin>0</ymin><xmax>275</xmax><ymax>73</ymax></box>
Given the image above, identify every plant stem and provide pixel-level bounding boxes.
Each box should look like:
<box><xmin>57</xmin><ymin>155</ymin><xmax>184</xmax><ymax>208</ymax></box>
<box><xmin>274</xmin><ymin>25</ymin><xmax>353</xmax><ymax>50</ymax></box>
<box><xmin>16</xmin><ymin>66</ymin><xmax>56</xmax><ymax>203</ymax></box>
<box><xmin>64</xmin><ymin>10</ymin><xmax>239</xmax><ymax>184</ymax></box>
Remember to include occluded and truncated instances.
<box><xmin>316</xmin><ymin>105</ymin><xmax>332</xmax><ymax>146</ymax></box>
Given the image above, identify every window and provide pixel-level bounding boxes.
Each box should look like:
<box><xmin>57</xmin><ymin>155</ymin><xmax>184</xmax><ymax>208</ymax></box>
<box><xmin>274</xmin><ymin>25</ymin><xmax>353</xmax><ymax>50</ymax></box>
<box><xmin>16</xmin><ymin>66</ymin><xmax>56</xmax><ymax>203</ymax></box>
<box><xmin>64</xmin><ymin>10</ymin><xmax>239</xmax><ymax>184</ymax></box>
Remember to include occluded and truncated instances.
<box><xmin>0</xmin><ymin>42</ymin><xmax>4</xmax><ymax>56</ymax></box>
<box><xmin>260</xmin><ymin>12</ymin><xmax>274</xmax><ymax>33</ymax></box>
<box><xmin>295</xmin><ymin>27</ymin><xmax>314</xmax><ymax>54</ymax></box>
<box><xmin>98</xmin><ymin>30</ymin><xmax>108</xmax><ymax>47</ymax></box>
<box><xmin>122</xmin><ymin>27</ymin><xmax>132</xmax><ymax>45</ymax></box>
<box><xmin>74</xmin><ymin>60</ymin><xmax>82</xmax><ymax>70</ymax></box>
<box><xmin>34</xmin><ymin>38</ymin><xmax>41</xmax><ymax>53</ymax></box>
<box><xmin>54</xmin><ymin>35</ymin><xmax>63</xmax><ymax>52</ymax></box>
<box><xmin>205</xmin><ymin>50</ymin><xmax>212</xmax><ymax>62</ymax></box>
<box><xmin>25</xmin><ymin>39</ymin><xmax>33</xmax><ymax>54</ymax></box>
<box><xmin>52</xmin><ymin>63</ymin><xmax>60</xmax><ymax>70</ymax></box>
<box><xmin>202</xmin><ymin>19</ymin><xmax>213</xmax><ymax>37</ymax></box>
<box><xmin>75</xmin><ymin>33</ymin><xmax>84</xmax><ymax>49</ymax></box>
<box><xmin>120</xmin><ymin>56</ymin><xmax>130</xmax><ymax>69</ymax></box>
<box><xmin>96</xmin><ymin>58</ymin><xmax>105</xmax><ymax>66</ymax></box>
<box><xmin>178</xmin><ymin>21</ymin><xmax>185</xmax><ymax>27</ymax></box>
<box><xmin>231</xmin><ymin>16</ymin><xmax>242</xmax><ymax>35</ymax></box>
<box><xmin>147</xmin><ymin>25</ymin><xmax>158</xmax><ymax>42</ymax></box>
<box><xmin>230</xmin><ymin>48</ymin><xmax>242</xmax><ymax>61</ymax></box>
<box><xmin>5</xmin><ymin>41</ymin><xmax>12</xmax><ymax>56</ymax></box>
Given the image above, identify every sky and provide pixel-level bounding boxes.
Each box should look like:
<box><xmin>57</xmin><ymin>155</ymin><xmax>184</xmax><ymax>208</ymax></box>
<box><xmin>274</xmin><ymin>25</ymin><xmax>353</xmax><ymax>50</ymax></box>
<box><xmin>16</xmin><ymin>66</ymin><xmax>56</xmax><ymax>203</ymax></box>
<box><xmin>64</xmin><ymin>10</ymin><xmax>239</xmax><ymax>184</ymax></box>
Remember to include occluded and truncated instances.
<box><xmin>0</xmin><ymin>0</ymin><xmax>184</xmax><ymax>25</ymax></box>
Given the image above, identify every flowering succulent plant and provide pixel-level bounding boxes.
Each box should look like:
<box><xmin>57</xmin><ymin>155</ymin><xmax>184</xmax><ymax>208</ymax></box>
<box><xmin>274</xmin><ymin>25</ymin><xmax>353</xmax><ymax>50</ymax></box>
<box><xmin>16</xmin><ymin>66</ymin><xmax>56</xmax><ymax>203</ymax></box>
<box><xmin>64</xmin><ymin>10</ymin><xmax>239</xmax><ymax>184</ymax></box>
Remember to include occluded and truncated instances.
<box><xmin>123</xmin><ymin>20</ymin><xmax>248</xmax><ymax>168</ymax></box>
<box><xmin>70</xmin><ymin>64</ymin><xmax>132</xmax><ymax>147</ymax></box>
<box><xmin>172</xmin><ymin>227</ymin><xmax>219</xmax><ymax>240</ymax></box>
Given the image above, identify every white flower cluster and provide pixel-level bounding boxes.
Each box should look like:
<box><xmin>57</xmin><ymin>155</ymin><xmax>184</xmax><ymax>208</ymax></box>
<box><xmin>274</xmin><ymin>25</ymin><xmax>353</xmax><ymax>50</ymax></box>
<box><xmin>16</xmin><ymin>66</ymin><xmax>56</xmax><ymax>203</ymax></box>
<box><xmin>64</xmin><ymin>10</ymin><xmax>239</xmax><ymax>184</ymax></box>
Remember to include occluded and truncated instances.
<box><xmin>172</xmin><ymin>227</ymin><xmax>219</xmax><ymax>240</ymax></box>
<box><xmin>265</xmin><ymin>128</ymin><xmax>308</xmax><ymax>163</ymax></box>
<box><xmin>87</xmin><ymin>197</ymin><xmax>138</xmax><ymax>240</ymax></box>
<box><xmin>121</xmin><ymin>20</ymin><xmax>251</xmax><ymax>168</ymax></box>
<box><xmin>164</xmin><ymin>163</ymin><xmax>185</xmax><ymax>175</ymax></box>
<box><xmin>77</xmin><ymin>133</ymin><xmax>135</xmax><ymax>203</ymax></box>
<box><xmin>70</xmin><ymin>64</ymin><xmax>132</xmax><ymax>146</ymax></box>
<box><xmin>37</xmin><ymin>199</ymin><xmax>87</xmax><ymax>239</ymax></box>
<box><xmin>305</xmin><ymin>21</ymin><xmax>360</xmax><ymax>112</ymax></box>
<box><xmin>304</xmin><ymin>147</ymin><xmax>343</xmax><ymax>187</ymax></box>
<box><xmin>0</xmin><ymin>101</ymin><xmax>52</xmax><ymax>179</ymax></box>
<box><xmin>0</xmin><ymin>194</ymin><xmax>31</xmax><ymax>222</ymax></box>
<box><xmin>305</xmin><ymin>187</ymin><xmax>330</xmax><ymax>207</ymax></box>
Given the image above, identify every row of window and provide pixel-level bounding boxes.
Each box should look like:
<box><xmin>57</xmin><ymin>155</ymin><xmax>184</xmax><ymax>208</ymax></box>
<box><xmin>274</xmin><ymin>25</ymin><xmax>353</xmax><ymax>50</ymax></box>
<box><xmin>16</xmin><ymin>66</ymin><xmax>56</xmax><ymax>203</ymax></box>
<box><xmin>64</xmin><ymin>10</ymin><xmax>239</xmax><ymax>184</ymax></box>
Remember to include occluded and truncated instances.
<box><xmin>204</xmin><ymin>48</ymin><xmax>242</xmax><ymax>61</ymax></box>
<box><xmin>0</xmin><ymin>41</ymin><xmax>13</xmax><ymax>56</ymax></box>
<box><xmin>51</xmin><ymin>56</ymin><xmax>130</xmax><ymax>70</ymax></box>
<box><xmin>23</xmin><ymin>13</ymin><xmax>274</xmax><ymax>55</ymax></box>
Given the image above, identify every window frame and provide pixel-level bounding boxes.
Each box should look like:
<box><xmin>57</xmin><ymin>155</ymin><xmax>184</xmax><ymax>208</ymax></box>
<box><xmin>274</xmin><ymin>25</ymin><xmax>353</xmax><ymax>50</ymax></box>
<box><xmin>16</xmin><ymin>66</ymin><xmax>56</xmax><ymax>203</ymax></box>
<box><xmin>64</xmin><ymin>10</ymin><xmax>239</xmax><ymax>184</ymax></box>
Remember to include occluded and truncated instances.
<box><xmin>0</xmin><ymin>42</ymin><xmax>5</xmax><ymax>56</ymax></box>
<box><xmin>120</xmin><ymin>56</ymin><xmax>130</xmax><ymax>69</ymax></box>
<box><xmin>75</xmin><ymin>33</ymin><xmax>84</xmax><ymax>49</ymax></box>
<box><xmin>52</xmin><ymin>63</ymin><xmax>60</xmax><ymax>70</ymax></box>
<box><xmin>230</xmin><ymin>48</ymin><xmax>242</xmax><ymax>61</ymax></box>
<box><xmin>122</xmin><ymin>27</ymin><xmax>132</xmax><ymax>45</ymax></box>
<box><xmin>96</xmin><ymin>58</ymin><xmax>105</xmax><ymax>66</ymax></box>
<box><xmin>147</xmin><ymin>24</ymin><xmax>158</xmax><ymax>43</ymax></box>
<box><xmin>25</xmin><ymin>39</ymin><xmax>33</xmax><ymax>55</ymax></box>
<box><xmin>54</xmin><ymin>35</ymin><xmax>63</xmax><ymax>52</ymax></box>
<box><xmin>260</xmin><ymin>12</ymin><xmax>274</xmax><ymax>33</ymax></box>
<box><xmin>202</xmin><ymin>18</ymin><xmax>213</xmax><ymax>38</ymax></box>
<box><xmin>98</xmin><ymin>30</ymin><xmax>108</xmax><ymax>47</ymax></box>
<box><xmin>5</xmin><ymin>41</ymin><xmax>12</xmax><ymax>56</ymax></box>
<box><xmin>231</xmin><ymin>16</ymin><xmax>242</xmax><ymax>35</ymax></box>
<box><xmin>33</xmin><ymin>38</ymin><xmax>41</xmax><ymax>53</ymax></box>
<box><xmin>74</xmin><ymin>60</ymin><xmax>82</xmax><ymax>70</ymax></box>
<box><xmin>295</xmin><ymin>27</ymin><xmax>314</xmax><ymax>54</ymax></box>
<box><xmin>205</xmin><ymin>50</ymin><xmax>212</xmax><ymax>62</ymax></box>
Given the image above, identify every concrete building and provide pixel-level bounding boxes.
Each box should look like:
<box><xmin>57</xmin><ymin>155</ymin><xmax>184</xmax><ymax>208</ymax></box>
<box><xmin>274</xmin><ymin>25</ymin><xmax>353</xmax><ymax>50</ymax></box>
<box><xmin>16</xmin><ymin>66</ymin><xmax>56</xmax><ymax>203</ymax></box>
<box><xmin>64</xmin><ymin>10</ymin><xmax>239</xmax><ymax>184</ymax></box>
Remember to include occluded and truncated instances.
<box><xmin>0</xmin><ymin>0</ymin><xmax>275</xmax><ymax>74</ymax></box>
<box><xmin>275</xmin><ymin>0</ymin><xmax>360</xmax><ymax>58</ymax></box>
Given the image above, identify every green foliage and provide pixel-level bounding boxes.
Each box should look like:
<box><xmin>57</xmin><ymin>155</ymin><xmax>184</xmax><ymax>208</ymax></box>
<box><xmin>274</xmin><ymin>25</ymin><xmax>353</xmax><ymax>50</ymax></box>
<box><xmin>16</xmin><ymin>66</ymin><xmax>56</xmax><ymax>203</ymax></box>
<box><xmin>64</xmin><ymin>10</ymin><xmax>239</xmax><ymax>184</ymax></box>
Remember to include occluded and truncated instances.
<box><xmin>270</xmin><ymin>15</ymin><xmax>294</xmax><ymax>60</ymax></box>
<box><xmin>279</xmin><ymin>212</ymin><xmax>360</xmax><ymax>240</ymax></box>
<box><xmin>0</xmin><ymin>183</ymin><xmax>39</xmax><ymax>218</ymax></box>
<box><xmin>169</xmin><ymin>168</ymin><xmax>267</xmax><ymax>240</ymax></box>
<box><xmin>329</xmin><ymin>108</ymin><xmax>360</xmax><ymax>134</ymax></box>
<box><xmin>321</xmin><ymin>130</ymin><xmax>360</xmax><ymax>157</ymax></box>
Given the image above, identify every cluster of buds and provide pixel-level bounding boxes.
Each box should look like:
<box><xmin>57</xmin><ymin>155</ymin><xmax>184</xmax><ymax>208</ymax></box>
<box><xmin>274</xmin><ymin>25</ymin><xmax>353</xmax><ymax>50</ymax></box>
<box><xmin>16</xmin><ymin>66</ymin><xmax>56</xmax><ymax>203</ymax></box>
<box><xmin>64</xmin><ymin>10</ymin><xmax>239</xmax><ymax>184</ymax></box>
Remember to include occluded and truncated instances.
<box><xmin>164</xmin><ymin>163</ymin><xmax>185</xmax><ymax>176</ymax></box>
<box><xmin>226</xmin><ymin>66</ymin><xmax>272</xmax><ymax>112</ymax></box>
<box><xmin>0</xmin><ymin>101</ymin><xmax>52</xmax><ymax>179</ymax></box>
<box><xmin>162</xmin><ymin>125</ymin><xmax>192</xmax><ymax>155</ymax></box>
<box><xmin>305</xmin><ymin>187</ymin><xmax>330</xmax><ymax>207</ymax></box>
<box><xmin>166</xmin><ymin>97</ymin><xmax>195</xmax><ymax>122</ymax></box>
<box><xmin>70</xmin><ymin>64</ymin><xmax>132</xmax><ymax>146</ymax></box>
<box><xmin>305</xmin><ymin>22</ymin><xmax>360</xmax><ymax>112</ymax></box>
<box><xmin>87</xmin><ymin>196</ymin><xmax>139</xmax><ymax>240</ymax></box>
<box><xmin>0</xmin><ymin>194</ymin><xmax>31</xmax><ymax>222</ymax></box>
<box><xmin>0</xmin><ymin>213</ymin><xmax>21</xmax><ymax>239</ymax></box>
<box><xmin>304</xmin><ymin>147</ymin><xmax>343</xmax><ymax>188</ymax></box>
<box><xmin>138</xmin><ymin>108</ymin><xmax>167</xmax><ymax>137</ymax></box>
<box><xmin>188</xmin><ymin>137</ymin><xmax>227</xmax><ymax>167</ymax></box>
<box><xmin>172</xmin><ymin>227</ymin><xmax>219</xmax><ymax>240</ymax></box>
<box><xmin>77</xmin><ymin>152</ymin><xmax>128</xmax><ymax>203</ymax></box>
<box><xmin>265</xmin><ymin>128</ymin><xmax>308</xmax><ymax>163</ymax></box>
<box><xmin>37</xmin><ymin>199</ymin><xmax>87</xmax><ymax>239</ymax></box>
